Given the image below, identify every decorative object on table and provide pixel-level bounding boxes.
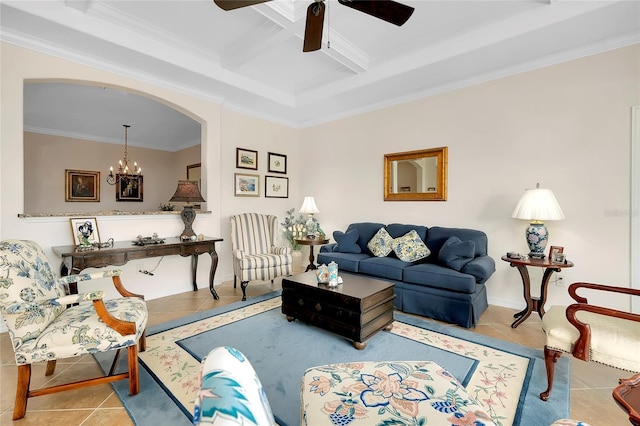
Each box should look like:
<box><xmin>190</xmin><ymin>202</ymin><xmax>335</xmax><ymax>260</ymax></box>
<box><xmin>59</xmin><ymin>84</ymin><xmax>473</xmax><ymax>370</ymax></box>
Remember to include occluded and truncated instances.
<box><xmin>65</xmin><ymin>169</ymin><xmax>100</xmax><ymax>202</ymax></box>
<box><xmin>170</xmin><ymin>180</ymin><xmax>206</xmax><ymax>241</ymax></box>
<box><xmin>106</xmin><ymin>124</ymin><xmax>142</xmax><ymax>185</ymax></box>
<box><xmin>299</xmin><ymin>196</ymin><xmax>320</xmax><ymax>238</ymax></box>
<box><xmin>236</xmin><ymin>147</ymin><xmax>258</xmax><ymax>170</ymax></box>
<box><xmin>511</xmin><ymin>183</ymin><xmax>565</xmax><ymax>258</ymax></box>
<box><xmin>133</xmin><ymin>233</ymin><xmax>165</xmax><ymax>246</ymax></box>
<box><xmin>281</xmin><ymin>208</ymin><xmax>307</xmax><ymax>250</ymax></box>
<box><xmin>159</xmin><ymin>202</ymin><xmax>175</xmax><ymax>211</ymax></box>
<box><xmin>316</xmin><ymin>263</ymin><xmax>329</xmax><ymax>283</ymax></box>
<box><xmin>234</xmin><ymin>173</ymin><xmax>260</xmax><ymax>197</ymax></box>
<box><xmin>328</xmin><ymin>260</ymin><xmax>338</xmax><ymax>287</ymax></box>
<box><xmin>549</xmin><ymin>246</ymin><xmax>565</xmax><ymax>263</ymax></box>
<box><xmin>267</xmin><ymin>152</ymin><xmax>287</xmax><ymax>174</ymax></box>
<box><xmin>186</xmin><ymin>163</ymin><xmax>202</xmax><ymax>209</ymax></box>
<box><xmin>265</xmin><ymin>175</ymin><xmax>289</xmax><ymax>198</ymax></box>
<box><xmin>69</xmin><ymin>217</ymin><xmax>100</xmax><ymax>247</ymax></box>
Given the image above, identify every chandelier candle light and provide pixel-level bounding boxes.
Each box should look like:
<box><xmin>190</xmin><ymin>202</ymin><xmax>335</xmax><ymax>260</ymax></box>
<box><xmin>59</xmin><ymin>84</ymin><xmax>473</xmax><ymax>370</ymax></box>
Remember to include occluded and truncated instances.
<box><xmin>299</xmin><ymin>196</ymin><xmax>319</xmax><ymax>238</ymax></box>
<box><xmin>511</xmin><ymin>183</ymin><xmax>565</xmax><ymax>258</ymax></box>
<box><xmin>106</xmin><ymin>124</ymin><xmax>141</xmax><ymax>185</ymax></box>
<box><xmin>169</xmin><ymin>180</ymin><xmax>206</xmax><ymax>241</ymax></box>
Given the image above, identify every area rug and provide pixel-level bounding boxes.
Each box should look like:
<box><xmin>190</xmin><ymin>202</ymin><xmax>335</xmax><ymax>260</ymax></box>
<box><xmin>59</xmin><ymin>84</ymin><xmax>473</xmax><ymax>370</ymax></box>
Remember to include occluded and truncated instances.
<box><xmin>95</xmin><ymin>291</ymin><xmax>570</xmax><ymax>426</ymax></box>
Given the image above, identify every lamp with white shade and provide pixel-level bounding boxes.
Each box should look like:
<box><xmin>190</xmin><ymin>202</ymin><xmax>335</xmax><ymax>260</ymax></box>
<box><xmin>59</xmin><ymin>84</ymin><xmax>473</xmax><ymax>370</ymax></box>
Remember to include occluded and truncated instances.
<box><xmin>511</xmin><ymin>183</ymin><xmax>565</xmax><ymax>258</ymax></box>
<box><xmin>299</xmin><ymin>196</ymin><xmax>319</xmax><ymax>238</ymax></box>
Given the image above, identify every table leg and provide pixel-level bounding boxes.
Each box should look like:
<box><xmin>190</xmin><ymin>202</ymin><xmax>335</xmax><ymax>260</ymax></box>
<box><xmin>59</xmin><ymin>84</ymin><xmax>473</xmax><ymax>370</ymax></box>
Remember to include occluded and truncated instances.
<box><xmin>305</xmin><ymin>246</ymin><xmax>318</xmax><ymax>271</ymax></box>
<box><xmin>191</xmin><ymin>255</ymin><xmax>199</xmax><ymax>292</ymax></box>
<box><xmin>208</xmin><ymin>251</ymin><xmax>220</xmax><ymax>300</ymax></box>
<box><xmin>538</xmin><ymin>267</ymin><xmax>559</xmax><ymax>318</ymax></box>
<box><xmin>511</xmin><ymin>264</ymin><xmax>533</xmax><ymax>328</ymax></box>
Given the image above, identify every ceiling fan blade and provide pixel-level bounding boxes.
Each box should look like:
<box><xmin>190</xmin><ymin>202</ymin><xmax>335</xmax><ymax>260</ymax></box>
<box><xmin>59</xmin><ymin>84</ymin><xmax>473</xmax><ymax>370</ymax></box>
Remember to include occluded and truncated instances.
<box><xmin>337</xmin><ymin>0</ymin><xmax>414</xmax><ymax>26</ymax></box>
<box><xmin>213</xmin><ymin>0</ymin><xmax>272</xmax><ymax>11</ymax></box>
<box><xmin>303</xmin><ymin>2</ymin><xmax>325</xmax><ymax>52</ymax></box>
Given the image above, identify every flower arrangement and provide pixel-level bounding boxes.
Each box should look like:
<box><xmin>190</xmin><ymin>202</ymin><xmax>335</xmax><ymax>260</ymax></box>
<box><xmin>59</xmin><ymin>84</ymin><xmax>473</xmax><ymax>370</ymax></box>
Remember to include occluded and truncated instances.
<box><xmin>281</xmin><ymin>208</ymin><xmax>307</xmax><ymax>250</ymax></box>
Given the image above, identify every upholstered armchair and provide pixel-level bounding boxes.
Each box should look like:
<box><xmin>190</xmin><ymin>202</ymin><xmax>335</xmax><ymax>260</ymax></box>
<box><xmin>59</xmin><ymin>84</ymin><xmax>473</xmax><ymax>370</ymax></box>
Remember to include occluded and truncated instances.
<box><xmin>540</xmin><ymin>282</ymin><xmax>640</xmax><ymax>401</ymax></box>
<box><xmin>230</xmin><ymin>213</ymin><xmax>292</xmax><ymax>301</ymax></box>
<box><xmin>0</xmin><ymin>239</ymin><xmax>148</xmax><ymax>420</ymax></box>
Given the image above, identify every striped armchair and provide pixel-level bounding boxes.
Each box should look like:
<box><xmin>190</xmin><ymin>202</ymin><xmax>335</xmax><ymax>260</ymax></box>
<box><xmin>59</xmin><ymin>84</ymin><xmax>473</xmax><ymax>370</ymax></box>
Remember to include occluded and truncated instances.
<box><xmin>230</xmin><ymin>213</ymin><xmax>293</xmax><ymax>300</ymax></box>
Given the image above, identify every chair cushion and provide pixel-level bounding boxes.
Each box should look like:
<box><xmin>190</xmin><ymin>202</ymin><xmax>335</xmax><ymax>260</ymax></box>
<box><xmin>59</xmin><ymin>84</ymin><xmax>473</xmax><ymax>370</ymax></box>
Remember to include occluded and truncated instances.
<box><xmin>14</xmin><ymin>297</ymin><xmax>148</xmax><ymax>365</ymax></box>
<box><xmin>333</xmin><ymin>229</ymin><xmax>361</xmax><ymax>253</ymax></box>
<box><xmin>237</xmin><ymin>253</ymin><xmax>290</xmax><ymax>269</ymax></box>
<box><xmin>391</xmin><ymin>230</ymin><xmax>431</xmax><ymax>263</ymax></box>
<box><xmin>438</xmin><ymin>236</ymin><xmax>475</xmax><ymax>271</ymax></box>
<box><xmin>367</xmin><ymin>227</ymin><xmax>394</xmax><ymax>257</ymax></box>
<box><xmin>543</xmin><ymin>305</ymin><xmax>640</xmax><ymax>373</ymax></box>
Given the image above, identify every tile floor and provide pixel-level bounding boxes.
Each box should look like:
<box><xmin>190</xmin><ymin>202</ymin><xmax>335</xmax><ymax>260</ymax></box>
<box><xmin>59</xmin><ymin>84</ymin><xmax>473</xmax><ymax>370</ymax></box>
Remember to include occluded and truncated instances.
<box><xmin>0</xmin><ymin>278</ymin><xmax>631</xmax><ymax>425</ymax></box>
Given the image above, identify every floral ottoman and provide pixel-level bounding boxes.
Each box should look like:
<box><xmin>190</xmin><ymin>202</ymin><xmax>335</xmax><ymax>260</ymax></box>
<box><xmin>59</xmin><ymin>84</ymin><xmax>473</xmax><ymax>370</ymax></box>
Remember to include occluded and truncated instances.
<box><xmin>301</xmin><ymin>360</ymin><xmax>497</xmax><ymax>426</ymax></box>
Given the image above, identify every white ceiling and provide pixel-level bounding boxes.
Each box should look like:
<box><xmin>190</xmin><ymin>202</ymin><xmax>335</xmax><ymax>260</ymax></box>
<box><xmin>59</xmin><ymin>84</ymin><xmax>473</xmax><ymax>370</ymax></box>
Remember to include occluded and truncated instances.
<box><xmin>2</xmin><ymin>0</ymin><xmax>639</xmax><ymax>151</ymax></box>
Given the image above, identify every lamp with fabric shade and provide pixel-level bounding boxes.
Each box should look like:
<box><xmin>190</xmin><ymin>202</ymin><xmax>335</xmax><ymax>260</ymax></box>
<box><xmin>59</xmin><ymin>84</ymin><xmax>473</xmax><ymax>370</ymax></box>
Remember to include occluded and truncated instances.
<box><xmin>299</xmin><ymin>196</ymin><xmax>319</xmax><ymax>238</ymax></box>
<box><xmin>169</xmin><ymin>180</ymin><xmax>206</xmax><ymax>241</ymax></box>
<box><xmin>511</xmin><ymin>183</ymin><xmax>565</xmax><ymax>258</ymax></box>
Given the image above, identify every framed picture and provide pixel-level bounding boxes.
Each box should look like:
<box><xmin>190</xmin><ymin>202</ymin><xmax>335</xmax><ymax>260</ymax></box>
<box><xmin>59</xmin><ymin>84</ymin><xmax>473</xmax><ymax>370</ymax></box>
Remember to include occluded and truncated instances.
<box><xmin>267</xmin><ymin>152</ymin><xmax>287</xmax><ymax>174</ymax></box>
<box><xmin>65</xmin><ymin>169</ymin><xmax>100</xmax><ymax>202</ymax></box>
<box><xmin>236</xmin><ymin>148</ymin><xmax>258</xmax><ymax>170</ymax></box>
<box><xmin>265</xmin><ymin>175</ymin><xmax>289</xmax><ymax>198</ymax></box>
<box><xmin>549</xmin><ymin>246</ymin><xmax>565</xmax><ymax>262</ymax></box>
<box><xmin>116</xmin><ymin>175</ymin><xmax>143</xmax><ymax>201</ymax></box>
<box><xmin>234</xmin><ymin>173</ymin><xmax>260</xmax><ymax>197</ymax></box>
<box><xmin>69</xmin><ymin>217</ymin><xmax>101</xmax><ymax>247</ymax></box>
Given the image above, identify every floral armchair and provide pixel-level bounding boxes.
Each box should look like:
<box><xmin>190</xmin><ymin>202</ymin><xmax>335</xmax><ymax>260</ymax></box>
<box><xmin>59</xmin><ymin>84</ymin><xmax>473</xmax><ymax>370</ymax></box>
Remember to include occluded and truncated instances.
<box><xmin>230</xmin><ymin>213</ymin><xmax>292</xmax><ymax>301</ymax></box>
<box><xmin>0</xmin><ymin>239</ymin><xmax>148</xmax><ymax>420</ymax></box>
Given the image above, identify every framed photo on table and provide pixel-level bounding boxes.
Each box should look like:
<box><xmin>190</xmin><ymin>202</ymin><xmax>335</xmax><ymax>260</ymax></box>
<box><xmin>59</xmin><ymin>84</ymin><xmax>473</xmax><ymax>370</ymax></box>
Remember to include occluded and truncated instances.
<box><xmin>234</xmin><ymin>173</ymin><xmax>260</xmax><ymax>197</ymax></box>
<box><xmin>116</xmin><ymin>175</ymin><xmax>143</xmax><ymax>201</ymax></box>
<box><xmin>549</xmin><ymin>246</ymin><xmax>565</xmax><ymax>263</ymax></box>
<box><xmin>267</xmin><ymin>152</ymin><xmax>287</xmax><ymax>174</ymax></box>
<box><xmin>69</xmin><ymin>217</ymin><xmax>101</xmax><ymax>247</ymax></box>
<box><xmin>236</xmin><ymin>148</ymin><xmax>258</xmax><ymax>170</ymax></box>
<box><xmin>265</xmin><ymin>175</ymin><xmax>289</xmax><ymax>198</ymax></box>
<box><xmin>65</xmin><ymin>169</ymin><xmax>100</xmax><ymax>202</ymax></box>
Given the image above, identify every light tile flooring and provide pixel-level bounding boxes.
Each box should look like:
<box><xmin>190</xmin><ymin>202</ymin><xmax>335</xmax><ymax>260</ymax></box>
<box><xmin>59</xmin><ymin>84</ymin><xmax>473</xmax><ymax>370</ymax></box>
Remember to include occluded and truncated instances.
<box><xmin>0</xmin><ymin>278</ymin><xmax>631</xmax><ymax>425</ymax></box>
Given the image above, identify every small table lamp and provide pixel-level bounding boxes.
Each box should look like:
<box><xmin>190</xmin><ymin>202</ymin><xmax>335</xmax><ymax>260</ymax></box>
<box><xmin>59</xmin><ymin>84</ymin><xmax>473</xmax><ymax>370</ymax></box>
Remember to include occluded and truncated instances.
<box><xmin>511</xmin><ymin>183</ymin><xmax>565</xmax><ymax>258</ymax></box>
<box><xmin>299</xmin><ymin>196</ymin><xmax>320</xmax><ymax>238</ymax></box>
<box><xmin>169</xmin><ymin>180</ymin><xmax>206</xmax><ymax>241</ymax></box>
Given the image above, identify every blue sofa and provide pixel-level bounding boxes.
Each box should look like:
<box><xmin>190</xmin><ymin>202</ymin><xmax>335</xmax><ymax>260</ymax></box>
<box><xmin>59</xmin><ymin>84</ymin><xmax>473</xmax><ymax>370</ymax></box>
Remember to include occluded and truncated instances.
<box><xmin>317</xmin><ymin>222</ymin><xmax>495</xmax><ymax>328</ymax></box>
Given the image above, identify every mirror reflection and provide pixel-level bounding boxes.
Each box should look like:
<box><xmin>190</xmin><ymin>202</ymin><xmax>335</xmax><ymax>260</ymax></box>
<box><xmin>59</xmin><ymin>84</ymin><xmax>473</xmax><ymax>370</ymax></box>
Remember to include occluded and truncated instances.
<box><xmin>384</xmin><ymin>147</ymin><xmax>448</xmax><ymax>201</ymax></box>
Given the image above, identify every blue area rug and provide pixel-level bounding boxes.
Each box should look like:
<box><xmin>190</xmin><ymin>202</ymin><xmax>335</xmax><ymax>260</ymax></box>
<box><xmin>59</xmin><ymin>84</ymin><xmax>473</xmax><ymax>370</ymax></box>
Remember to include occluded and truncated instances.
<box><xmin>95</xmin><ymin>291</ymin><xmax>569</xmax><ymax>426</ymax></box>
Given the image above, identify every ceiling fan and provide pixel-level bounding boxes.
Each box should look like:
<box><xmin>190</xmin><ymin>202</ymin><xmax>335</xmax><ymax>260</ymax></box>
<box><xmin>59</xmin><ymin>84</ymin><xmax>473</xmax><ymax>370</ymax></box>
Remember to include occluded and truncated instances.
<box><xmin>213</xmin><ymin>0</ymin><xmax>414</xmax><ymax>52</ymax></box>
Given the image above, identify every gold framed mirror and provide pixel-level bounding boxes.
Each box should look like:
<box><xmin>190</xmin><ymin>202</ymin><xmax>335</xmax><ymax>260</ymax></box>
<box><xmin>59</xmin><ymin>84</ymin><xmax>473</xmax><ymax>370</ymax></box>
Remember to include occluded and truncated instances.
<box><xmin>384</xmin><ymin>147</ymin><xmax>448</xmax><ymax>201</ymax></box>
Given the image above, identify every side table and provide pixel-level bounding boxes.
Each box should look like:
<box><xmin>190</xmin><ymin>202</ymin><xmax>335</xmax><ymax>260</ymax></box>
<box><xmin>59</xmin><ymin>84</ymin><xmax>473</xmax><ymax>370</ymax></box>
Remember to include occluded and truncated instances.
<box><xmin>501</xmin><ymin>255</ymin><xmax>574</xmax><ymax>328</ymax></box>
<box><xmin>294</xmin><ymin>237</ymin><xmax>329</xmax><ymax>271</ymax></box>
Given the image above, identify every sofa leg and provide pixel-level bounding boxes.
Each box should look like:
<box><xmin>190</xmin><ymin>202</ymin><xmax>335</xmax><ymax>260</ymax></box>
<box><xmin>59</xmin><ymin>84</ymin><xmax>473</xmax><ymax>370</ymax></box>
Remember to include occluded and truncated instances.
<box><xmin>241</xmin><ymin>281</ymin><xmax>248</xmax><ymax>301</ymax></box>
<box><xmin>234</xmin><ymin>276</ymin><xmax>237</xmax><ymax>288</ymax></box>
<box><xmin>540</xmin><ymin>346</ymin><xmax>562</xmax><ymax>401</ymax></box>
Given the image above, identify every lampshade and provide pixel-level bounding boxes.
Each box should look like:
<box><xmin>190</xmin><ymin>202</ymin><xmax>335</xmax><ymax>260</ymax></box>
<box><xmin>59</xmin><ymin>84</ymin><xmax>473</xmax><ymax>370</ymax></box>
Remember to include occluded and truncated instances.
<box><xmin>299</xmin><ymin>196</ymin><xmax>319</xmax><ymax>214</ymax></box>
<box><xmin>511</xmin><ymin>185</ymin><xmax>564</xmax><ymax>221</ymax></box>
<box><xmin>170</xmin><ymin>180</ymin><xmax>205</xmax><ymax>204</ymax></box>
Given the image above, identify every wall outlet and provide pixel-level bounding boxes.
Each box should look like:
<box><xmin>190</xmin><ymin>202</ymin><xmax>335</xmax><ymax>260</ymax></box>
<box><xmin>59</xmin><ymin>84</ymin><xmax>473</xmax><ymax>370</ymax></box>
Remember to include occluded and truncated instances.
<box><xmin>136</xmin><ymin>264</ymin><xmax>144</xmax><ymax>273</ymax></box>
<box><xmin>554</xmin><ymin>274</ymin><xmax>565</xmax><ymax>287</ymax></box>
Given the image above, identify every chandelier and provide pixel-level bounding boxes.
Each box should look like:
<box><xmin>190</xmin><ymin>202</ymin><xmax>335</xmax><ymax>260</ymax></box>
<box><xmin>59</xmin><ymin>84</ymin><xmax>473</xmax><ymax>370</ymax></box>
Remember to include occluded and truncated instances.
<box><xmin>106</xmin><ymin>124</ymin><xmax>141</xmax><ymax>185</ymax></box>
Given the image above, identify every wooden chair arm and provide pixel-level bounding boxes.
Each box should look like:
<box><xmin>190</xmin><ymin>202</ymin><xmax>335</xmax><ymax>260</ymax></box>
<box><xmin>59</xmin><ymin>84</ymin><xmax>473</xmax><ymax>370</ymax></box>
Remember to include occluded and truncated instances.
<box><xmin>111</xmin><ymin>275</ymin><xmax>145</xmax><ymax>300</ymax></box>
<box><xmin>569</xmin><ymin>282</ymin><xmax>640</xmax><ymax>304</ymax></box>
<box><xmin>92</xmin><ymin>299</ymin><xmax>136</xmax><ymax>336</ymax></box>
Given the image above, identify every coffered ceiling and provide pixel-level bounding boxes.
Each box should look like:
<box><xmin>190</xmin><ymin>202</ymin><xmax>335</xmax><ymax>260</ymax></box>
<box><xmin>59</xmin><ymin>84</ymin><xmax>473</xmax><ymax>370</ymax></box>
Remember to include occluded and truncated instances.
<box><xmin>2</xmin><ymin>0</ymin><xmax>639</xmax><ymax>150</ymax></box>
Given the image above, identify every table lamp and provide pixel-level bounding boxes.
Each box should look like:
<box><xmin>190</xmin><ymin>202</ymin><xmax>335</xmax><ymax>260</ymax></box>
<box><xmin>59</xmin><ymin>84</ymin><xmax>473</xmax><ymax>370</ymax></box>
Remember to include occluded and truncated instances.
<box><xmin>169</xmin><ymin>180</ymin><xmax>206</xmax><ymax>241</ymax></box>
<box><xmin>299</xmin><ymin>196</ymin><xmax>319</xmax><ymax>238</ymax></box>
<box><xmin>511</xmin><ymin>183</ymin><xmax>565</xmax><ymax>258</ymax></box>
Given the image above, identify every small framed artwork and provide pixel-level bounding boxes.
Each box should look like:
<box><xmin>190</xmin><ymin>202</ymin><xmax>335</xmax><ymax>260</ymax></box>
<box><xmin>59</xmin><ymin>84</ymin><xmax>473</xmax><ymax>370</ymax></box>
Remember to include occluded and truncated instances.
<box><xmin>116</xmin><ymin>175</ymin><xmax>143</xmax><ymax>201</ymax></box>
<box><xmin>236</xmin><ymin>148</ymin><xmax>258</xmax><ymax>170</ymax></box>
<box><xmin>549</xmin><ymin>246</ymin><xmax>565</xmax><ymax>262</ymax></box>
<box><xmin>234</xmin><ymin>173</ymin><xmax>260</xmax><ymax>197</ymax></box>
<box><xmin>265</xmin><ymin>175</ymin><xmax>289</xmax><ymax>198</ymax></box>
<box><xmin>65</xmin><ymin>169</ymin><xmax>100</xmax><ymax>202</ymax></box>
<box><xmin>267</xmin><ymin>152</ymin><xmax>287</xmax><ymax>174</ymax></box>
<box><xmin>69</xmin><ymin>217</ymin><xmax>101</xmax><ymax>247</ymax></box>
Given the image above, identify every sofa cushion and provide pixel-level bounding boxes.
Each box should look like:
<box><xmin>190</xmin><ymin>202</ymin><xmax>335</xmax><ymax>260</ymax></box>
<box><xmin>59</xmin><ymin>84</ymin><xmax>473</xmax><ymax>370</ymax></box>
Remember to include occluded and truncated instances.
<box><xmin>402</xmin><ymin>263</ymin><xmax>477</xmax><ymax>294</ymax></box>
<box><xmin>317</xmin><ymin>252</ymin><xmax>369</xmax><ymax>273</ymax></box>
<box><xmin>385</xmin><ymin>223</ymin><xmax>428</xmax><ymax>241</ymax></box>
<box><xmin>358</xmin><ymin>256</ymin><xmax>408</xmax><ymax>281</ymax></box>
<box><xmin>391</xmin><ymin>230</ymin><xmax>431</xmax><ymax>263</ymax></box>
<box><xmin>438</xmin><ymin>236</ymin><xmax>475</xmax><ymax>271</ymax></box>
<box><xmin>367</xmin><ymin>227</ymin><xmax>394</xmax><ymax>257</ymax></box>
<box><xmin>332</xmin><ymin>229</ymin><xmax>361</xmax><ymax>253</ymax></box>
<box><xmin>345</xmin><ymin>222</ymin><xmax>386</xmax><ymax>254</ymax></box>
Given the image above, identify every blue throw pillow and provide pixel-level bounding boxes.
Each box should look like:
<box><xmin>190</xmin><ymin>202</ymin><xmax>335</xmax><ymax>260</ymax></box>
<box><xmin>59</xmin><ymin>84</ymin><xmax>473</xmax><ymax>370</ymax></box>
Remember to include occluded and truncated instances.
<box><xmin>438</xmin><ymin>236</ymin><xmax>476</xmax><ymax>271</ymax></box>
<box><xmin>333</xmin><ymin>229</ymin><xmax>361</xmax><ymax>253</ymax></box>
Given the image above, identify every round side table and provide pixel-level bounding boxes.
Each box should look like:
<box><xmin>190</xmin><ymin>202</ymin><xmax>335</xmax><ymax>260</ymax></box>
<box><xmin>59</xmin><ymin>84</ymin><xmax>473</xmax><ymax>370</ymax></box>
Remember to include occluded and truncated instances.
<box><xmin>294</xmin><ymin>237</ymin><xmax>329</xmax><ymax>271</ymax></box>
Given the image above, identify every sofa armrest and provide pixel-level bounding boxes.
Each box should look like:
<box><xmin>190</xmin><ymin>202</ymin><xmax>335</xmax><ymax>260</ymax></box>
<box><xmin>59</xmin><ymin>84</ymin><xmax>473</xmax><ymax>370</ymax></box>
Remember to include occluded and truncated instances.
<box><xmin>319</xmin><ymin>243</ymin><xmax>337</xmax><ymax>253</ymax></box>
<box><xmin>461</xmin><ymin>255</ymin><xmax>495</xmax><ymax>284</ymax></box>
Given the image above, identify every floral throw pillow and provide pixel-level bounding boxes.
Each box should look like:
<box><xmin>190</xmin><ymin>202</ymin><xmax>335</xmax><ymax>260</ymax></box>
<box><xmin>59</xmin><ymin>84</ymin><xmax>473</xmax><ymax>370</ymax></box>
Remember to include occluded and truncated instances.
<box><xmin>367</xmin><ymin>227</ymin><xmax>394</xmax><ymax>257</ymax></box>
<box><xmin>391</xmin><ymin>230</ymin><xmax>431</xmax><ymax>262</ymax></box>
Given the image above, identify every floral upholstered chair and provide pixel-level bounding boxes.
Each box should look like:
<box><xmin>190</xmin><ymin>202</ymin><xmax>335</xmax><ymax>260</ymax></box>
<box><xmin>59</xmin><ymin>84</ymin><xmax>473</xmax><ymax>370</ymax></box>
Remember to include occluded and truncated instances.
<box><xmin>0</xmin><ymin>239</ymin><xmax>148</xmax><ymax>420</ymax></box>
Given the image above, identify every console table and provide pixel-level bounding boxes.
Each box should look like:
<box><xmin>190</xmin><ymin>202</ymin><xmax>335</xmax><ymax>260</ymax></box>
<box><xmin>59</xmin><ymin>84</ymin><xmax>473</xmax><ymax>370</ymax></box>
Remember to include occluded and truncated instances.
<box><xmin>52</xmin><ymin>237</ymin><xmax>223</xmax><ymax>299</ymax></box>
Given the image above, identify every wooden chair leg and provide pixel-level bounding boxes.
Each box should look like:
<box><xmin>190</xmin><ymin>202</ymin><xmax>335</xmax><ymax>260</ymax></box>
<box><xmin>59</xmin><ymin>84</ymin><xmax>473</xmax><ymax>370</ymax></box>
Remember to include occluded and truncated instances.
<box><xmin>139</xmin><ymin>331</ymin><xmax>146</xmax><ymax>352</ymax></box>
<box><xmin>241</xmin><ymin>281</ymin><xmax>248</xmax><ymax>301</ymax></box>
<box><xmin>540</xmin><ymin>346</ymin><xmax>563</xmax><ymax>401</ymax></box>
<box><xmin>127</xmin><ymin>344</ymin><xmax>139</xmax><ymax>395</ymax></box>
<box><xmin>13</xmin><ymin>364</ymin><xmax>31</xmax><ymax>420</ymax></box>
<box><xmin>45</xmin><ymin>360</ymin><xmax>56</xmax><ymax>376</ymax></box>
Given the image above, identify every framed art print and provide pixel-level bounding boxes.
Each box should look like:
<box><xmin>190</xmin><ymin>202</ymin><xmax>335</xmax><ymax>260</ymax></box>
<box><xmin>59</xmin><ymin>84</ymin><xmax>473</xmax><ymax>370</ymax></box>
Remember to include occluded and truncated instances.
<box><xmin>267</xmin><ymin>152</ymin><xmax>287</xmax><ymax>174</ymax></box>
<box><xmin>69</xmin><ymin>217</ymin><xmax>101</xmax><ymax>247</ymax></box>
<box><xmin>116</xmin><ymin>175</ymin><xmax>143</xmax><ymax>201</ymax></box>
<box><xmin>65</xmin><ymin>169</ymin><xmax>100</xmax><ymax>202</ymax></box>
<box><xmin>265</xmin><ymin>175</ymin><xmax>289</xmax><ymax>198</ymax></box>
<box><xmin>236</xmin><ymin>148</ymin><xmax>258</xmax><ymax>170</ymax></box>
<box><xmin>234</xmin><ymin>173</ymin><xmax>260</xmax><ymax>197</ymax></box>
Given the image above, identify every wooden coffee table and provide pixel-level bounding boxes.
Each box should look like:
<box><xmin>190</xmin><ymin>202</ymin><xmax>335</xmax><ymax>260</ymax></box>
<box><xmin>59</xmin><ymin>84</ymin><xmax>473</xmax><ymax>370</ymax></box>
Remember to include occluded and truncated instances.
<box><xmin>282</xmin><ymin>272</ymin><xmax>395</xmax><ymax>349</ymax></box>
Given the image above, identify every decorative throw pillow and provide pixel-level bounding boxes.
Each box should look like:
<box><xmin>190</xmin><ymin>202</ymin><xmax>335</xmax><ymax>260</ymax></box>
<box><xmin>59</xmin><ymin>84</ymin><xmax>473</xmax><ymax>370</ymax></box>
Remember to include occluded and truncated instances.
<box><xmin>333</xmin><ymin>229</ymin><xmax>361</xmax><ymax>253</ymax></box>
<box><xmin>438</xmin><ymin>236</ymin><xmax>476</xmax><ymax>271</ymax></box>
<box><xmin>367</xmin><ymin>227</ymin><xmax>394</xmax><ymax>257</ymax></box>
<box><xmin>391</xmin><ymin>230</ymin><xmax>431</xmax><ymax>263</ymax></box>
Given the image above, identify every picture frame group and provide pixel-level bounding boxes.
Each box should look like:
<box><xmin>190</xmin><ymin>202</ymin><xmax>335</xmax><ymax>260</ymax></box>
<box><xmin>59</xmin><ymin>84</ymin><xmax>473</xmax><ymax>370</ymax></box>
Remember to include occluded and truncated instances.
<box><xmin>234</xmin><ymin>148</ymin><xmax>289</xmax><ymax>198</ymax></box>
